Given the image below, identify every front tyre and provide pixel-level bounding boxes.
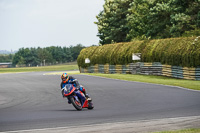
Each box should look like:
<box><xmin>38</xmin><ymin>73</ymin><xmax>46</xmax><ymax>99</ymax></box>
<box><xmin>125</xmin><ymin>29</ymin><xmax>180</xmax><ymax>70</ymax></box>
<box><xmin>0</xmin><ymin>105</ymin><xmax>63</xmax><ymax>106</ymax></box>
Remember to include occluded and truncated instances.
<box><xmin>69</xmin><ymin>96</ymin><xmax>82</xmax><ymax>111</ymax></box>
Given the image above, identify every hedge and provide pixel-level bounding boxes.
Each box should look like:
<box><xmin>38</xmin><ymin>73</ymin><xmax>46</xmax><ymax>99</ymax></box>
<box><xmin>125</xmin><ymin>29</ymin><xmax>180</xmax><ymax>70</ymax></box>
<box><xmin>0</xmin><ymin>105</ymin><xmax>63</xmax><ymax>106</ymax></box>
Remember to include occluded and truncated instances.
<box><xmin>77</xmin><ymin>37</ymin><xmax>200</xmax><ymax>68</ymax></box>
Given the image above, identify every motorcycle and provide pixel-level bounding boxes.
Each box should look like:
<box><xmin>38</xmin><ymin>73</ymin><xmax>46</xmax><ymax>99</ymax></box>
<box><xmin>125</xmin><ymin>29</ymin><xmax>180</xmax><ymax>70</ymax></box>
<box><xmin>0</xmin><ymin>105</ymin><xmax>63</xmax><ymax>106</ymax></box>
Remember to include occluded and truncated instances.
<box><xmin>62</xmin><ymin>84</ymin><xmax>94</xmax><ymax>111</ymax></box>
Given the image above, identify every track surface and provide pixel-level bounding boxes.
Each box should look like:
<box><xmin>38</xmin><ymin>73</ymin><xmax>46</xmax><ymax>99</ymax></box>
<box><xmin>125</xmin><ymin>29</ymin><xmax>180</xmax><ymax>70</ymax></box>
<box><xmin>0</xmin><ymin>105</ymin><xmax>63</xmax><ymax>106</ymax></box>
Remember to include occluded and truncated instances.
<box><xmin>0</xmin><ymin>72</ymin><xmax>200</xmax><ymax>132</ymax></box>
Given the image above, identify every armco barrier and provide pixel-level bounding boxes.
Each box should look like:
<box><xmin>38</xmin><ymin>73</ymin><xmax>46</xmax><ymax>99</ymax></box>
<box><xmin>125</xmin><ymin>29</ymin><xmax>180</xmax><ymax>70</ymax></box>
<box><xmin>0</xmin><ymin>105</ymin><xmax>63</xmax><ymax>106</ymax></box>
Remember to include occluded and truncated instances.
<box><xmin>79</xmin><ymin>62</ymin><xmax>200</xmax><ymax>80</ymax></box>
<box><xmin>183</xmin><ymin>67</ymin><xmax>196</xmax><ymax>80</ymax></box>
<box><xmin>196</xmin><ymin>68</ymin><xmax>200</xmax><ymax>80</ymax></box>
<box><xmin>104</xmin><ymin>64</ymin><xmax>109</xmax><ymax>74</ymax></box>
<box><xmin>140</xmin><ymin>62</ymin><xmax>162</xmax><ymax>75</ymax></box>
<box><xmin>98</xmin><ymin>64</ymin><xmax>104</xmax><ymax>73</ymax></box>
<box><xmin>162</xmin><ymin>65</ymin><xmax>172</xmax><ymax>77</ymax></box>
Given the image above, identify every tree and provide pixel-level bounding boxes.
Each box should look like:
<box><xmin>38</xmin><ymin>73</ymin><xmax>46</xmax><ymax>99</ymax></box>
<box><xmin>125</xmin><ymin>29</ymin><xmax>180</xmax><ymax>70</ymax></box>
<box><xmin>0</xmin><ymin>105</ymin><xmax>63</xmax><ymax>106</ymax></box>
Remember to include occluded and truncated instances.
<box><xmin>12</xmin><ymin>48</ymin><xmax>25</xmax><ymax>66</ymax></box>
<box><xmin>70</xmin><ymin>44</ymin><xmax>85</xmax><ymax>61</ymax></box>
<box><xmin>12</xmin><ymin>44</ymin><xmax>86</xmax><ymax>66</ymax></box>
<box><xmin>95</xmin><ymin>0</ymin><xmax>132</xmax><ymax>45</ymax></box>
<box><xmin>37</xmin><ymin>48</ymin><xmax>53</xmax><ymax>65</ymax></box>
<box><xmin>126</xmin><ymin>0</ymin><xmax>153</xmax><ymax>40</ymax></box>
<box><xmin>127</xmin><ymin>0</ymin><xmax>200</xmax><ymax>39</ymax></box>
<box><xmin>95</xmin><ymin>0</ymin><xmax>200</xmax><ymax>42</ymax></box>
<box><xmin>0</xmin><ymin>54</ymin><xmax>13</xmax><ymax>62</ymax></box>
<box><xmin>63</xmin><ymin>47</ymin><xmax>73</xmax><ymax>62</ymax></box>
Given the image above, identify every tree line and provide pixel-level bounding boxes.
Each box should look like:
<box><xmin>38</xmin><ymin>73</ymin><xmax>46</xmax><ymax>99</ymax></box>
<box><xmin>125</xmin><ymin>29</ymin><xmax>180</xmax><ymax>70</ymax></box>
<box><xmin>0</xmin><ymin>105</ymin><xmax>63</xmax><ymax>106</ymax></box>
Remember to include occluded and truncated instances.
<box><xmin>0</xmin><ymin>54</ymin><xmax>13</xmax><ymax>63</ymax></box>
<box><xmin>1</xmin><ymin>44</ymin><xmax>85</xmax><ymax>67</ymax></box>
<box><xmin>95</xmin><ymin>0</ymin><xmax>200</xmax><ymax>45</ymax></box>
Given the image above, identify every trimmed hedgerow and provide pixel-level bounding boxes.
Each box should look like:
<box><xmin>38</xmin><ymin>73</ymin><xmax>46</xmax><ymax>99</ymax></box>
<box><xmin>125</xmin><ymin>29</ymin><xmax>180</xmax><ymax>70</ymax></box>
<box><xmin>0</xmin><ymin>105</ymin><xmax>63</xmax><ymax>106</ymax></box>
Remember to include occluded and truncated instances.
<box><xmin>77</xmin><ymin>37</ymin><xmax>200</xmax><ymax>68</ymax></box>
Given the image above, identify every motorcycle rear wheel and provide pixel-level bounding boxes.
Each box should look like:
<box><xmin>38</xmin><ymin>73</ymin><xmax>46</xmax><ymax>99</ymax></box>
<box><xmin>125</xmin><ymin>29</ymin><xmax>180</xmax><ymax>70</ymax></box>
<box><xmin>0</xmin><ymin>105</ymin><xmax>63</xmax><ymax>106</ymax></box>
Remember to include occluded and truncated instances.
<box><xmin>69</xmin><ymin>96</ymin><xmax>82</xmax><ymax>111</ymax></box>
<box><xmin>88</xmin><ymin>101</ymin><xmax>94</xmax><ymax>110</ymax></box>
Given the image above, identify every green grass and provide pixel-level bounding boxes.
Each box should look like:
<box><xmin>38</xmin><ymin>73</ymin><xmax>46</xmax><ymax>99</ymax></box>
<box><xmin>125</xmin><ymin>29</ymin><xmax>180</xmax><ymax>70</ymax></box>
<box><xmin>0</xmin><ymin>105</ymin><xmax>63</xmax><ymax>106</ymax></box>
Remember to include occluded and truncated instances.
<box><xmin>154</xmin><ymin>128</ymin><xmax>200</xmax><ymax>133</ymax></box>
<box><xmin>83</xmin><ymin>73</ymin><xmax>200</xmax><ymax>91</ymax></box>
<box><xmin>0</xmin><ymin>63</ymin><xmax>78</xmax><ymax>73</ymax></box>
<box><xmin>45</xmin><ymin>71</ymin><xmax>80</xmax><ymax>75</ymax></box>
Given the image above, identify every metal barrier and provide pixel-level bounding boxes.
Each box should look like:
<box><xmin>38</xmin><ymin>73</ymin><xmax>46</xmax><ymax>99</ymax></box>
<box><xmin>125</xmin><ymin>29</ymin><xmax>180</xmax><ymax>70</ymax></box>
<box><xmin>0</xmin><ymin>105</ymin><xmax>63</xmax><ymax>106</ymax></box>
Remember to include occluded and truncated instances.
<box><xmin>80</xmin><ymin>63</ymin><xmax>200</xmax><ymax>80</ymax></box>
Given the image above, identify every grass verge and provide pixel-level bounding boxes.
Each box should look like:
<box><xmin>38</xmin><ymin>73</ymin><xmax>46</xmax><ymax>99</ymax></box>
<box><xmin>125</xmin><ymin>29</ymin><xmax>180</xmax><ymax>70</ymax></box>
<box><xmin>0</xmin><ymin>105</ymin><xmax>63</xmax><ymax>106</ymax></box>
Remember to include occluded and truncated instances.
<box><xmin>0</xmin><ymin>63</ymin><xmax>78</xmax><ymax>73</ymax></box>
<box><xmin>84</xmin><ymin>73</ymin><xmax>200</xmax><ymax>91</ymax></box>
<box><xmin>45</xmin><ymin>71</ymin><xmax>80</xmax><ymax>75</ymax></box>
<box><xmin>154</xmin><ymin>128</ymin><xmax>200</xmax><ymax>133</ymax></box>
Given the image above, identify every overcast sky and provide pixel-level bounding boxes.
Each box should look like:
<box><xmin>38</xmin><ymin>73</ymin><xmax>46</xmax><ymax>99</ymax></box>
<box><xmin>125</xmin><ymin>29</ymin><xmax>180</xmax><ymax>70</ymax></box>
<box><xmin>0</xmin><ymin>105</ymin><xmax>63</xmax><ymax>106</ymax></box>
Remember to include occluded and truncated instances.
<box><xmin>0</xmin><ymin>0</ymin><xmax>104</xmax><ymax>51</ymax></box>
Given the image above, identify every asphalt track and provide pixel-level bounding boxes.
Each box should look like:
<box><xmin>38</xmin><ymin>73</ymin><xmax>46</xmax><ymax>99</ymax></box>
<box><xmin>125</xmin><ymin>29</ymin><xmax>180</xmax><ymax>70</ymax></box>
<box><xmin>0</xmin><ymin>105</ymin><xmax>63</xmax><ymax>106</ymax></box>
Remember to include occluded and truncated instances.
<box><xmin>0</xmin><ymin>72</ymin><xmax>200</xmax><ymax>132</ymax></box>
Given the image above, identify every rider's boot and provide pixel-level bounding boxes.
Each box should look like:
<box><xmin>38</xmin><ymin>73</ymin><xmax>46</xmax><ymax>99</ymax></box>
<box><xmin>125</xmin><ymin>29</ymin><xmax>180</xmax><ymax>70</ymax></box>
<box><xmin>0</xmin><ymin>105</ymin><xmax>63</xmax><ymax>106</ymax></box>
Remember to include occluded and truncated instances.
<box><xmin>85</xmin><ymin>93</ymin><xmax>92</xmax><ymax>101</ymax></box>
<box><xmin>79</xmin><ymin>86</ymin><xmax>92</xmax><ymax>101</ymax></box>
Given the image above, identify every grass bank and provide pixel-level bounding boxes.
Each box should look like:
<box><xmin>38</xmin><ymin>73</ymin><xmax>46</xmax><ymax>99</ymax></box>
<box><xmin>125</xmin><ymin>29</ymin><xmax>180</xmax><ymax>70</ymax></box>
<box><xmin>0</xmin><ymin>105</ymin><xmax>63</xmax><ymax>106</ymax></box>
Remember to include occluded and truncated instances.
<box><xmin>0</xmin><ymin>63</ymin><xmax>78</xmax><ymax>73</ymax></box>
<box><xmin>155</xmin><ymin>128</ymin><xmax>200</xmax><ymax>133</ymax></box>
<box><xmin>84</xmin><ymin>73</ymin><xmax>200</xmax><ymax>91</ymax></box>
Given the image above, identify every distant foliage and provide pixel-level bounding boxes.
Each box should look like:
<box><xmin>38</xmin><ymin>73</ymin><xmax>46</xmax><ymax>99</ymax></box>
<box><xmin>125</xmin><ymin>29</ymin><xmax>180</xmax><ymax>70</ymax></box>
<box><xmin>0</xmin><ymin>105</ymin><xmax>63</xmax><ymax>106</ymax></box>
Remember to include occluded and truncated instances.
<box><xmin>95</xmin><ymin>0</ymin><xmax>200</xmax><ymax>45</ymax></box>
<box><xmin>12</xmin><ymin>44</ymin><xmax>85</xmax><ymax>66</ymax></box>
<box><xmin>0</xmin><ymin>54</ymin><xmax>13</xmax><ymax>62</ymax></box>
<box><xmin>77</xmin><ymin>37</ymin><xmax>200</xmax><ymax>68</ymax></box>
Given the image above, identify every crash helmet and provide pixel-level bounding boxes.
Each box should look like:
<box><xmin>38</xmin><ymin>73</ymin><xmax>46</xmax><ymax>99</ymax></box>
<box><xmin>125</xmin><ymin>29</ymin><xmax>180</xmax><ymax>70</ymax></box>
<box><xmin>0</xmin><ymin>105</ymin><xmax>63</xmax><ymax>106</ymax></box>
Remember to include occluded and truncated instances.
<box><xmin>61</xmin><ymin>73</ymin><xmax>69</xmax><ymax>83</ymax></box>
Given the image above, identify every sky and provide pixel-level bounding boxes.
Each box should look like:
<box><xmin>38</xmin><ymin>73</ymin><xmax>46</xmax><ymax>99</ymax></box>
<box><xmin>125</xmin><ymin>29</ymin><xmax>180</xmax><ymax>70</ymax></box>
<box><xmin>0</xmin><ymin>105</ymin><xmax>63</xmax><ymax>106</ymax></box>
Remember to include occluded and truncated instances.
<box><xmin>0</xmin><ymin>0</ymin><xmax>104</xmax><ymax>51</ymax></box>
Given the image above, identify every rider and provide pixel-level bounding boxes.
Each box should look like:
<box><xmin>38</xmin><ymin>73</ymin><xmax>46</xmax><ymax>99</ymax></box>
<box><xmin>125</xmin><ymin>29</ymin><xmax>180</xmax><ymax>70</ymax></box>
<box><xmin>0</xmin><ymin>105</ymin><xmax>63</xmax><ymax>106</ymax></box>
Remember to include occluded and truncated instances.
<box><xmin>60</xmin><ymin>73</ymin><xmax>89</xmax><ymax>103</ymax></box>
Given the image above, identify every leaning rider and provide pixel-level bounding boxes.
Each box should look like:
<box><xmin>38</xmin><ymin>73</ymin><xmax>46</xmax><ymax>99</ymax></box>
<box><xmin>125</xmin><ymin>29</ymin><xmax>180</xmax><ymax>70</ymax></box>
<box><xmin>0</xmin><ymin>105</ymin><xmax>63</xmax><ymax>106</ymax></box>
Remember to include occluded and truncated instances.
<box><xmin>60</xmin><ymin>73</ymin><xmax>90</xmax><ymax>103</ymax></box>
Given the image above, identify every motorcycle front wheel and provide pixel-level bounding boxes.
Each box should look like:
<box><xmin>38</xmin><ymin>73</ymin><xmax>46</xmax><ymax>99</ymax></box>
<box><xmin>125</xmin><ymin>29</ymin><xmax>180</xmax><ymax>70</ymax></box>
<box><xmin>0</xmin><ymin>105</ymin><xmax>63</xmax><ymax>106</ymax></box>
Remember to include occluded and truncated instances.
<box><xmin>69</xmin><ymin>96</ymin><xmax>82</xmax><ymax>111</ymax></box>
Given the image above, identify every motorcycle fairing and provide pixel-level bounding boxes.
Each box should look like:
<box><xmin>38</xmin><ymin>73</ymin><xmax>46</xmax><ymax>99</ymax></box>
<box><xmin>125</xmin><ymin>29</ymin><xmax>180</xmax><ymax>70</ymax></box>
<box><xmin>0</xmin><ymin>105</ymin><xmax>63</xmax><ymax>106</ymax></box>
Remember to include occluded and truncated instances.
<box><xmin>75</xmin><ymin>90</ymin><xmax>86</xmax><ymax>106</ymax></box>
<box><xmin>64</xmin><ymin>84</ymin><xmax>86</xmax><ymax>106</ymax></box>
<box><xmin>63</xmin><ymin>84</ymin><xmax>76</xmax><ymax>96</ymax></box>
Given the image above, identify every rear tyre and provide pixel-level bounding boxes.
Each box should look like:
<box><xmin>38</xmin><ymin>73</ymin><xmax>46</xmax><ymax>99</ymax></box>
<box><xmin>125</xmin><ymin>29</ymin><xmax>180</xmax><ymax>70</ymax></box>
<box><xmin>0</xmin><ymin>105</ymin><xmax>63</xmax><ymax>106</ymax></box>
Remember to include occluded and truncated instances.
<box><xmin>88</xmin><ymin>101</ymin><xmax>94</xmax><ymax>110</ymax></box>
<box><xmin>69</xmin><ymin>96</ymin><xmax>82</xmax><ymax>111</ymax></box>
